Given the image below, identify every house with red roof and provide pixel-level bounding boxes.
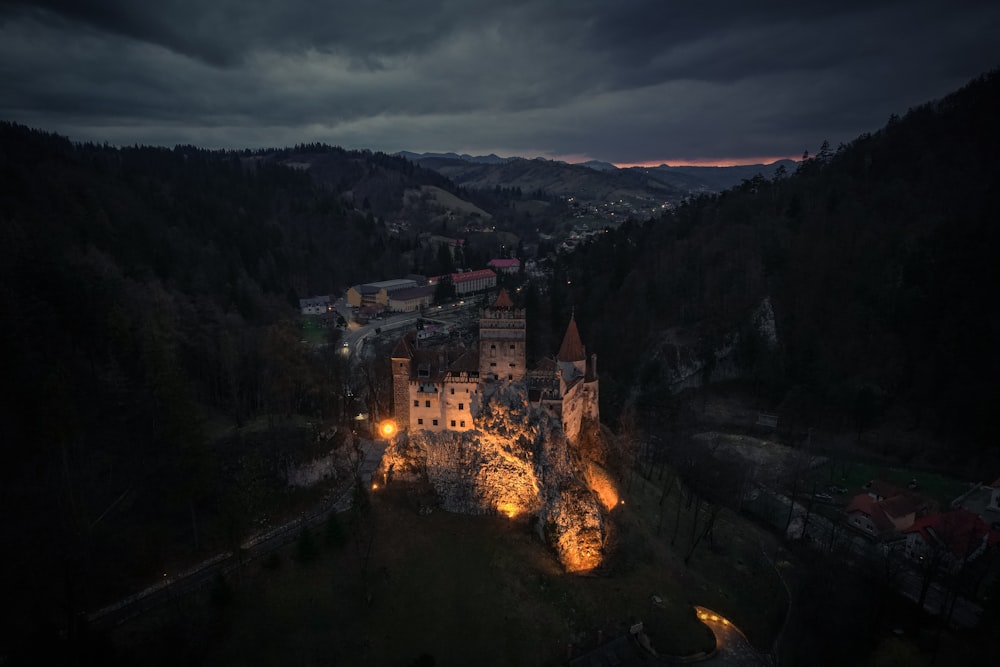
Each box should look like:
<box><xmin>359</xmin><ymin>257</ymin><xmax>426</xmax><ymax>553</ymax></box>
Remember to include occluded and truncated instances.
<box><xmin>846</xmin><ymin>493</ymin><xmax>917</xmax><ymax>539</ymax></box>
<box><xmin>428</xmin><ymin>269</ymin><xmax>497</xmax><ymax>296</ymax></box>
<box><xmin>845</xmin><ymin>479</ymin><xmax>935</xmax><ymax>540</ymax></box>
<box><xmin>487</xmin><ymin>258</ymin><xmax>521</xmax><ymax>275</ymax></box>
<box><xmin>903</xmin><ymin>509</ymin><xmax>1000</xmax><ymax>572</ymax></box>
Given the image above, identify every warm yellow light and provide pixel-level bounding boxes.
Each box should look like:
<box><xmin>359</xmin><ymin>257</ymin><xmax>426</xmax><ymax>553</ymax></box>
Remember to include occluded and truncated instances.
<box><xmin>379</xmin><ymin>420</ymin><xmax>396</xmax><ymax>438</ymax></box>
<box><xmin>710</xmin><ymin>615</ymin><xmax>719</xmax><ymax>621</ymax></box>
<box><xmin>722</xmin><ymin>619</ymin><xmax>729</xmax><ymax>625</ymax></box>
<box><xmin>371</xmin><ymin>482</ymin><xmax>379</xmax><ymax>491</ymax></box>
<box><xmin>498</xmin><ymin>502</ymin><xmax>519</xmax><ymax>518</ymax></box>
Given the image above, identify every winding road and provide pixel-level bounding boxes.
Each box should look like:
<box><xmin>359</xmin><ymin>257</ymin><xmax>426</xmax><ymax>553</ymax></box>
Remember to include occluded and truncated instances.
<box><xmin>694</xmin><ymin>606</ymin><xmax>771</xmax><ymax>666</ymax></box>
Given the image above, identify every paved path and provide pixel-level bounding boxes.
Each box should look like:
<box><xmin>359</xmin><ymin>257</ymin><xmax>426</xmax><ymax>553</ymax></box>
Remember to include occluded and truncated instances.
<box><xmin>694</xmin><ymin>606</ymin><xmax>770</xmax><ymax>666</ymax></box>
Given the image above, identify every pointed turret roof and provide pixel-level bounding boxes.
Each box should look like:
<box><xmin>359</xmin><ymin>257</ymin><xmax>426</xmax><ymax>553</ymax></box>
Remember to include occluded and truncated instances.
<box><xmin>557</xmin><ymin>316</ymin><xmax>586</xmax><ymax>362</ymax></box>
<box><xmin>391</xmin><ymin>332</ymin><xmax>415</xmax><ymax>359</ymax></box>
<box><xmin>492</xmin><ymin>288</ymin><xmax>514</xmax><ymax>309</ymax></box>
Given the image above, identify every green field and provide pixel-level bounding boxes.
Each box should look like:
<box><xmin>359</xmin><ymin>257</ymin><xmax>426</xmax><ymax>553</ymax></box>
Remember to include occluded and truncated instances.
<box><xmin>823</xmin><ymin>459</ymin><xmax>971</xmax><ymax>506</ymax></box>
<box><xmin>300</xmin><ymin>315</ymin><xmax>329</xmax><ymax>346</ymax></box>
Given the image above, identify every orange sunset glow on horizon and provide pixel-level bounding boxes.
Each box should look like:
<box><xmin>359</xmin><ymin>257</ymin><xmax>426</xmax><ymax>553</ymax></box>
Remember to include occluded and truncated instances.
<box><xmin>614</xmin><ymin>155</ymin><xmax>800</xmax><ymax>168</ymax></box>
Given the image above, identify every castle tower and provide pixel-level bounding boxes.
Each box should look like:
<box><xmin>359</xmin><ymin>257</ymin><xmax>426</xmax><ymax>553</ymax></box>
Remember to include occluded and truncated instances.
<box><xmin>556</xmin><ymin>313</ymin><xmax>599</xmax><ymax>444</ymax></box>
<box><xmin>479</xmin><ymin>289</ymin><xmax>526</xmax><ymax>382</ymax></box>
<box><xmin>391</xmin><ymin>334</ymin><xmax>414</xmax><ymax>429</ymax></box>
<box><xmin>557</xmin><ymin>313</ymin><xmax>587</xmax><ymax>394</ymax></box>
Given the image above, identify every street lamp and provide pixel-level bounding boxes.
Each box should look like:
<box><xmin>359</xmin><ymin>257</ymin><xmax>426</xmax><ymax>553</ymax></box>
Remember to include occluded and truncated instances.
<box><xmin>378</xmin><ymin>420</ymin><xmax>397</xmax><ymax>438</ymax></box>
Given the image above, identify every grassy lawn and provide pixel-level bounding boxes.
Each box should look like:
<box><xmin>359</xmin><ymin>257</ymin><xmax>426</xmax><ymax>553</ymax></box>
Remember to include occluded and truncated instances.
<box><xmin>300</xmin><ymin>315</ymin><xmax>328</xmax><ymax>346</ymax></box>
<box><xmin>619</xmin><ymin>471</ymin><xmax>787</xmax><ymax>650</ymax></box>
<box><xmin>826</xmin><ymin>460</ymin><xmax>971</xmax><ymax>506</ymax></box>
<box><xmin>196</xmin><ymin>487</ymin><xmax>716</xmax><ymax>666</ymax></box>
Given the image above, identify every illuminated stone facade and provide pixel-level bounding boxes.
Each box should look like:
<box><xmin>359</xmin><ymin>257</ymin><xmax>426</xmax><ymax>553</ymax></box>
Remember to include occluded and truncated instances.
<box><xmin>390</xmin><ymin>289</ymin><xmax>599</xmax><ymax>444</ymax></box>
<box><xmin>379</xmin><ymin>382</ymin><xmax>608</xmax><ymax>572</ymax></box>
<box><xmin>478</xmin><ymin>288</ymin><xmax>526</xmax><ymax>382</ymax></box>
<box><xmin>382</xmin><ymin>292</ymin><xmax>610</xmax><ymax>572</ymax></box>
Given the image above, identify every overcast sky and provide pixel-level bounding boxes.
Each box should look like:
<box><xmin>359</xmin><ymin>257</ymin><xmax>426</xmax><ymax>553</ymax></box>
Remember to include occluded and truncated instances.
<box><xmin>2</xmin><ymin>1</ymin><xmax>998</xmax><ymax>166</ymax></box>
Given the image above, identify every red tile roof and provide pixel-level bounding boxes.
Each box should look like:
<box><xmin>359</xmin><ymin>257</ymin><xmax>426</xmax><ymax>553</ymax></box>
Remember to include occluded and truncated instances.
<box><xmin>880</xmin><ymin>495</ymin><xmax>917</xmax><ymax>520</ymax></box>
<box><xmin>488</xmin><ymin>258</ymin><xmax>521</xmax><ymax>269</ymax></box>
<box><xmin>452</xmin><ymin>269</ymin><xmax>496</xmax><ymax>283</ymax></box>
<box><xmin>904</xmin><ymin>509</ymin><xmax>1000</xmax><ymax>559</ymax></box>
<box><xmin>867</xmin><ymin>480</ymin><xmax>906</xmax><ymax>500</ymax></box>
<box><xmin>492</xmin><ymin>288</ymin><xmax>514</xmax><ymax>309</ymax></box>
<box><xmin>847</xmin><ymin>493</ymin><xmax>895</xmax><ymax>534</ymax></box>
<box><xmin>558</xmin><ymin>316</ymin><xmax>586</xmax><ymax>362</ymax></box>
<box><xmin>391</xmin><ymin>332</ymin><xmax>415</xmax><ymax>359</ymax></box>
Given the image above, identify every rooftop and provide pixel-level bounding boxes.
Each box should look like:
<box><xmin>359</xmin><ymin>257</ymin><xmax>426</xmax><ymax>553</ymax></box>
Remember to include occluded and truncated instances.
<box><xmin>558</xmin><ymin>316</ymin><xmax>586</xmax><ymax>362</ymax></box>
<box><xmin>904</xmin><ymin>509</ymin><xmax>1000</xmax><ymax>559</ymax></box>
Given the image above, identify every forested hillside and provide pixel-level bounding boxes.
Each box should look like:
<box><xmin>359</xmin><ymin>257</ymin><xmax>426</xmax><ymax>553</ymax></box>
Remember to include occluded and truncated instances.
<box><xmin>0</xmin><ymin>125</ymin><xmax>430</xmax><ymax>649</ymax></box>
<box><xmin>561</xmin><ymin>70</ymin><xmax>1000</xmax><ymax>461</ymax></box>
<box><xmin>1</xmin><ymin>67</ymin><xmax>999</xmax><ymax>657</ymax></box>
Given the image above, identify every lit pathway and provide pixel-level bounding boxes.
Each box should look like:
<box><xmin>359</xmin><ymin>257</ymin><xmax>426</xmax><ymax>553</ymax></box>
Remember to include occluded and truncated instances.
<box><xmin>694</xmin><ymin>606</ymin><xmax>770</xmax><ymax>666</ymax></box>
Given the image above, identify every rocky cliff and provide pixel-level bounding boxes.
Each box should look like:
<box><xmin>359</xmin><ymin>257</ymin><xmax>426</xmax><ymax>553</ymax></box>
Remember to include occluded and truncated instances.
<box><xmin>377</xmin><ymin>383</ymin><xmax>611</xmax><ymax>572</ymax></box>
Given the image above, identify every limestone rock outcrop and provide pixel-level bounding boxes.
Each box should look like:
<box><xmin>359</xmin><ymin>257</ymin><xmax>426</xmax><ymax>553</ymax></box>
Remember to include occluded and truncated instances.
<box><xmin>377</xmin><ymin>383</ymin><xmax>611</xmax><ymax>572</ymax></box>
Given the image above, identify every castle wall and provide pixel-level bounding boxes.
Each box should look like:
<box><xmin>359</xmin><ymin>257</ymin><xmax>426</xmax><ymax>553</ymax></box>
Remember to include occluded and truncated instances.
<box><xmin>441</xmin><ymin>378</ymin><xmax>478</xmax><ymax>431</ymax></box>
<box><xmin>479</xmin><ymin>306</ymin><xmax>526</xmax><ymax>381</ymax></box>
<box><xmin>391</xmin><ymin>300</ymin><xmax>599</xmax><ymax>443</ymax></box>
<box><xmin>561</xmin><ymin>379</ymin><xmax>599</xmax><ymax>445</ymax></box>
<box><xmin>407</xmin><ymin>378</ymin><xmax>478</xmax><ymax>432</ymax></box>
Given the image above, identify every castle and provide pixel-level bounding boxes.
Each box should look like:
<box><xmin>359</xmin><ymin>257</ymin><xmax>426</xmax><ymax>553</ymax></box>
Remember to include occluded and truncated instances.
<box><xmin>390</xmin><ymin>289</ymin><xmax>599</xmax><ymax>443</ymax></box>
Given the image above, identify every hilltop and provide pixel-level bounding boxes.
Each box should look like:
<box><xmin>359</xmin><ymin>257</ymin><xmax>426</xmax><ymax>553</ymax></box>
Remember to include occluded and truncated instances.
<box><xmin>400</xmin><ymin>151</ymin><xmax>796</xmax><ymax>201</ymax></box>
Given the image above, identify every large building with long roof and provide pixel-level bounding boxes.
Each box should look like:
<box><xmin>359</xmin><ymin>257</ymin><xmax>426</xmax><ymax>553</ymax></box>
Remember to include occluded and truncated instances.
<box><xmin>346</xmin><ymin>278</ymin><xmax>418</xmax><ymax>307</ymax></box>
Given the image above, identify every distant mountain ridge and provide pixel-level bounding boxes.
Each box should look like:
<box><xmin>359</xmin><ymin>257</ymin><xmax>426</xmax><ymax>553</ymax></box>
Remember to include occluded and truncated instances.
<box><xmin>401</xmin><ymin>153</ymin><xmax>685</xmax><ymax>204</ymax></box>
<box><xmin>395</xmin><ymin>150</ymin><xmax>516</xmax><ymax>165</ymax></box>
<box><xmin>397</xmin><ymin>150</ymin><xmax>797</xmax><ymax>196</ymax></box>
<box><xmin>635</xmin><ymin>160</ymin><xmax>799</xmax><ymax>192</ymax></box>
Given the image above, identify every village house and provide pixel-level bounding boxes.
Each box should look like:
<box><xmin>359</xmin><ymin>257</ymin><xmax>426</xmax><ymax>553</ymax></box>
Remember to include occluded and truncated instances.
<box><xmin>845</xmin><ymin>479</ymin><xmax>935</xmax><ymax>540</ymax></box>
<box><xmin>487</xmin><ymin>258</ymin><xmax>521</xmax><ymax>275</ymax></box>
<box><xmin>846</xmin><ymin>493</ymin><xmax>918</xmax><ymax>539</ymax></box>
<box><xmin>298</xmin><ymin>295</ymin><xmax>332</xmax><ymax>315</ymax></box>
<box><xmin>903</xmin><ymin>509</ymin><xmax>1000</xmax><ymax>572</ymax></box>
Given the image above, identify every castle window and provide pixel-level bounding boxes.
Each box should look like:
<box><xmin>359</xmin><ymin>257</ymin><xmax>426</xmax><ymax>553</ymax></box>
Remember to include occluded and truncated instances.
<box><xmin>510</xmin><ymin>344</ymin><xmax>515</xmax><ymax>350</ymax></box>
<box><xmin>450</xmin><ymin>420</ymin><xmax>456</xmax><ymax>427</ymax></box>
<box><xmin>509</xmin><ymin>363</ymin><xmax>516</xmax><ymax>368</ymax></box>
<box><xmin>432</xmin><ymin>419</ymin><xmax>438</xmax><ymax>426</ymax></box>
<box><xmin>413</xmin><ymin>400</ymin><xmax>418</xmax><ymax>407</ymax></box>
<box><xmin>418</xmin><ymin>418</ymin><xmax>423</xmax><ymax>425</ymax></box>
<box><xmin>490</xmin><ymin>362</ymin><xmax>497</xmax><ymax>367</ymax></box>
<box><xmin>490</xmin><ymin>344</ymin><xmax>496</xmax><ymax>358</ymax></box>
<box><xmin>450</xmin><ymin>387</ymin><xmax>455</xmax><ymax>395</ymax></box>
<box><xmin>458</xmin><ymin>403</ymin><xmax>464</xmax><ymax>410</ymax></box>
<box><xmin>425</xmin><ymin>400</ymin><xmax>430</xmax><ymax>407</ymax></box>
<box><xmin>460</xmin><ymin>420</ymin><xmax>466</xmax><ymax>427</ymax></box>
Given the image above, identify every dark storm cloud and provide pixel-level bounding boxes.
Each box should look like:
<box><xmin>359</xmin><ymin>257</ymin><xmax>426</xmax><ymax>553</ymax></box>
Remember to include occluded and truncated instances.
<box><xmin>2</xmin><ymin>0</ymin><xmax>999</xmax><ymax>163</ymax></box>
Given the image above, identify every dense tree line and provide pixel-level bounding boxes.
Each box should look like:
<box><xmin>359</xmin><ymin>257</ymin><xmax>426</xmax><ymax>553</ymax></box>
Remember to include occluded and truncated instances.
<box><xmin>1</xmin><ymin>67</ymin><xmax>998</xmax><ymax>657</ymax></box>
<box><xmin>0</xmin><ymin>123</ymin><xmax>415</xmax><ymax>651</ymax></box>
<box><xmin>560</xmin><ymin>70</ymin><xmax>999</xmax><ymax>461</ymax></box>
